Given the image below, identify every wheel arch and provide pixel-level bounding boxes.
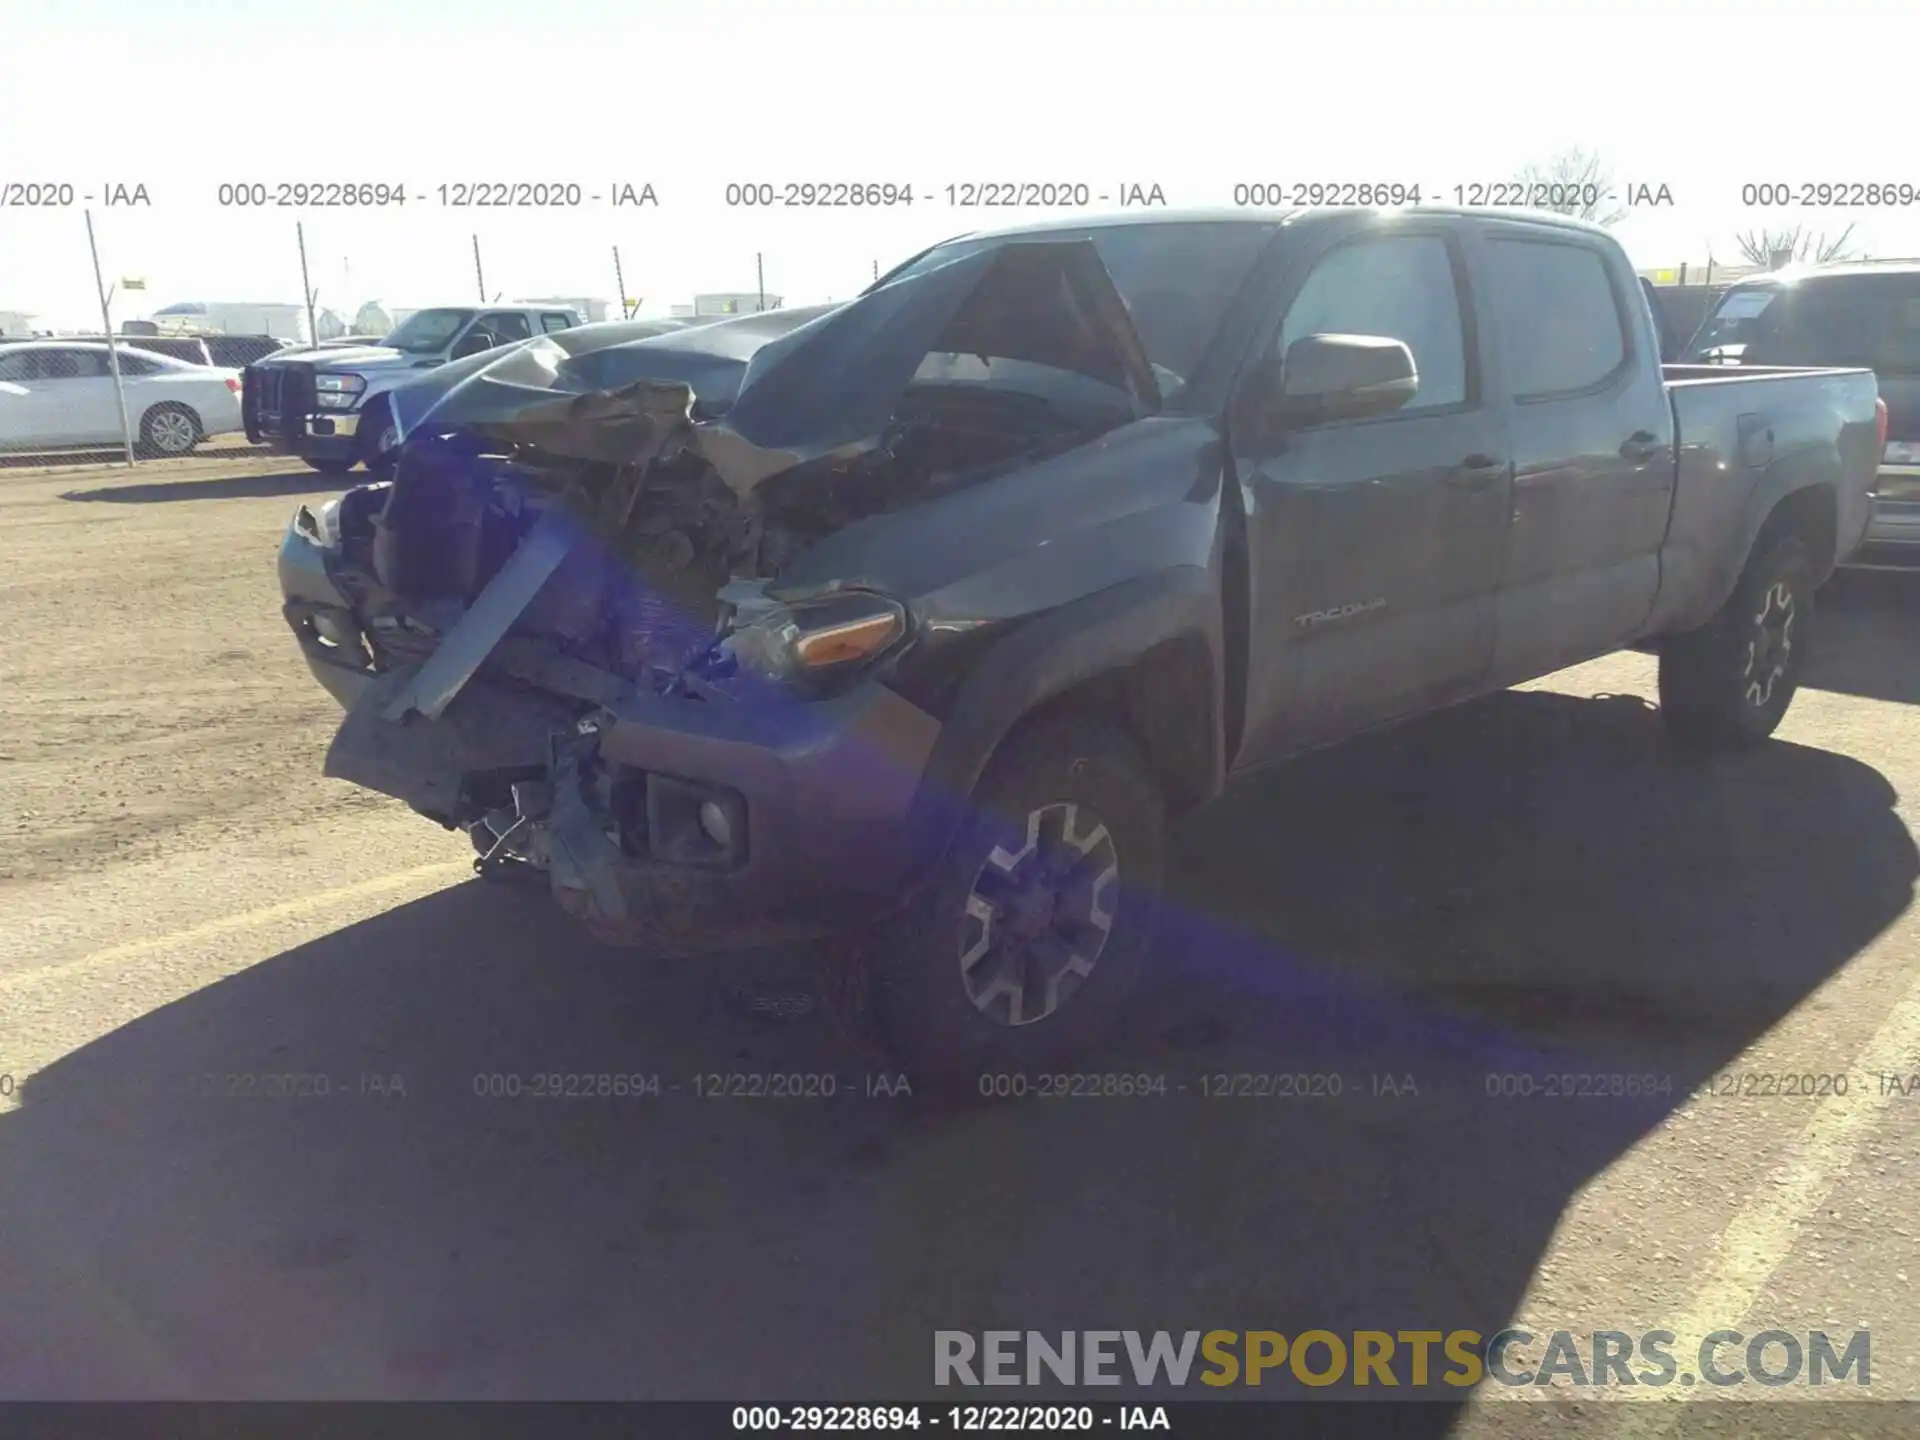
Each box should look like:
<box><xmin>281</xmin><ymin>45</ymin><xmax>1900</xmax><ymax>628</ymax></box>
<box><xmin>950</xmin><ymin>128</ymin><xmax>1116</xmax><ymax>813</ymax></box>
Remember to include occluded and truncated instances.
<box><xmin>899</xmin><ymin>567</ymin><xmax>1225</xmax><ymax>884</ymax></box>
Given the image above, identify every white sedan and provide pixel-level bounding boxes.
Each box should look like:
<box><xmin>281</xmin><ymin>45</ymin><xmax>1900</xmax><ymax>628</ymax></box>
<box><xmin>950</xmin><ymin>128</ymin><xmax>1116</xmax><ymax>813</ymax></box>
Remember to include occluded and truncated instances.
<box><xmin>0</xmin><ymin>341</ymin><xmax>244</xmax><ymax>456</ymax></box>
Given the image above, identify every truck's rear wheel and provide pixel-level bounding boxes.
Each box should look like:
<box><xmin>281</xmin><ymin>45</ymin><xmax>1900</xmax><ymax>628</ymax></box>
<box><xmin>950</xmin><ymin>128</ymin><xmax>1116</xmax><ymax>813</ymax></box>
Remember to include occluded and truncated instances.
<box><xmin>1658</xmin><ymin>532</ymin><xmax>1813</xmax><ymax>751</ymax></box>
<box><xmin>851</xmin><ymin>714</ymin><xmax>1166</xmax><ymax>1087</ymax></box>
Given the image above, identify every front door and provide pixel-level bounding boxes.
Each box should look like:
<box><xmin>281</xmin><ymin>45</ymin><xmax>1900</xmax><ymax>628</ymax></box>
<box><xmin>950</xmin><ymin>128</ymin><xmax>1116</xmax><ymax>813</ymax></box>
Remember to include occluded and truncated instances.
<box><xmin>1231</xmin><ymin>226</ymin><xmax>1513</xmax><ymax>767</ymax></box>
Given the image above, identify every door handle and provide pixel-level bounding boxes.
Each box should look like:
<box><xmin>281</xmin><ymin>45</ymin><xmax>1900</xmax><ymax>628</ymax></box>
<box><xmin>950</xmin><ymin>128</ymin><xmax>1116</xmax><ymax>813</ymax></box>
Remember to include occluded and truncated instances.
<box><xmin>1620</xmin><ymin>430</ymin><xmax>1664</xmax><ymax>464</ymax></box>
<box><xmin>1446</xmin><ymin>453</ymin><xmax>1505</xmax><ymax>488</ymax></box>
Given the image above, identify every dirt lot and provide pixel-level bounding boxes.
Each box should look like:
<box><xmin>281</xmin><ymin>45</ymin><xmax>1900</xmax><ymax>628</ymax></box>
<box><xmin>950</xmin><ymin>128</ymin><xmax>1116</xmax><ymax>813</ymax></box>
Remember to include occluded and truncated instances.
<box><xmin>3</xmin><ymin>451</ymin><xmax>1920</xmax><ymax>1431</ymax></box>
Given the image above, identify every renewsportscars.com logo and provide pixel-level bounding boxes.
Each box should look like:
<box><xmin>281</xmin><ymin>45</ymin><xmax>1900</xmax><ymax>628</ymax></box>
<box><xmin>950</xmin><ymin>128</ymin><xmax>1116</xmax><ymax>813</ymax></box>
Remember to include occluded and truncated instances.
<box><xmin>934</xmin><ymin>1329</ymin><xmax>1871</xmax><ymax>1390</ymax></box>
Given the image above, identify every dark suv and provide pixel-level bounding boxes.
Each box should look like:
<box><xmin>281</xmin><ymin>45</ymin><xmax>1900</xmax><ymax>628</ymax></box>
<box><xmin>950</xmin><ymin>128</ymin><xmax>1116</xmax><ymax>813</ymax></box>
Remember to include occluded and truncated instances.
<box><xmin>1688</xmin><ymin>261</ymin><xmax>1920</xmax><ymax>564</ymax></box>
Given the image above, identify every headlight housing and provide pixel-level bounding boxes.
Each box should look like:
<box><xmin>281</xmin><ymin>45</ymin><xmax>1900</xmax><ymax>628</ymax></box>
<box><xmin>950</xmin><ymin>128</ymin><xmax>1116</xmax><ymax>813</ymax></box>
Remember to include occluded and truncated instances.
<box><xmin>716</xmin><ymin>589</ymin><xmax>908</xmax><ymax>695</ymax></box>
<box><xmin>292</xmin><ymin>495</ymin><xmax>344</xmax><ymax>549</ymax></box>
<box><xmin>314</xmin><ymin>373</ymin><xmax>367</xmax><ymax>410</ymax></box>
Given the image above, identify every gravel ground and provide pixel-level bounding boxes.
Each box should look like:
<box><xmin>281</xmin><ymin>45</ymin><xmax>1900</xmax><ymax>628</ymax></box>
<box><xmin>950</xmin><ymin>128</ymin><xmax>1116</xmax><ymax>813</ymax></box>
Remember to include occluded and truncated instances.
<box><xmin>2</xmin><ymin>451</ymin><xmax>1919</xmax><ymax>1433</ymax></box>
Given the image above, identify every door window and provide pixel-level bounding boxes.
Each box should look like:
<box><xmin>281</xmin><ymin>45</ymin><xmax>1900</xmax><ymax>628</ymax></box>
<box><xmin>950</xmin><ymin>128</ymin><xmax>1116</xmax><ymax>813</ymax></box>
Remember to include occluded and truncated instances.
<box><xmin>540</xmin><ymin>312</ymin><xmax>575</xmax><ymax>333</ymax></box>
<box><xmin>479</xmin><ymin>311</ymin><xmax>533</xmax><ymax>342</ymax></box>
<box><xmin>1484</xmin><ymin>239</ymin><xmax>1628</xmax><ymax>398</ymax></box>
<box><xmin>38</xmin><ymin>348</ymin><xmax>112</xmax><ymax>380</ymax></box>
<box><xmin>1277</xmin><ymin>235</ymin><xmax>1470</xmax><ymax>413</ymax></box>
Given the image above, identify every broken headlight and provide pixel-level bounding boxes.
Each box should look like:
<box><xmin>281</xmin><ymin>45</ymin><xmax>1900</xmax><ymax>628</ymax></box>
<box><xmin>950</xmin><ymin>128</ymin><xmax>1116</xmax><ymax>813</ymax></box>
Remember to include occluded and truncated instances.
<box><xmin>292</xmin><ymin>495</ymin><xmax>344</xmax><ymax>548</ymax></box>
<box><xmin>716</xmin><ymin>590</ymin><xmax>908</xmax><ymax>693</ymax></box>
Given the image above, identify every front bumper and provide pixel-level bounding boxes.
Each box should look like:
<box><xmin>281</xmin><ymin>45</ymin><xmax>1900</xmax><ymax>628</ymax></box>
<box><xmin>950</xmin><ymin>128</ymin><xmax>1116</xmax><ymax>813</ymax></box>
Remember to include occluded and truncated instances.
<box><xmin>244</xmin><ymin>360</ymin><xmax>364</xmax><ymax>459</ymax></box>
<box><xmin>280</xmin><ymin>510</ymin><xmax>948</xmax><ymax>954</ymax></box>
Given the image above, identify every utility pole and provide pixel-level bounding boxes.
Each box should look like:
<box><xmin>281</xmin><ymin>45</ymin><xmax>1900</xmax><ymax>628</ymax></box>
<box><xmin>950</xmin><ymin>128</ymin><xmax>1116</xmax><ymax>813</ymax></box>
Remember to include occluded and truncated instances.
<box><xmin>297</xmin><ymin>222</ymin><xmax>319</xmax><ymax>345</ymax></box>
<box><xmin>84</xmin><ymin>210</ymin><xmax>135</xmax><ymax>466</ymax></box>
<box><xmin>613</xmin><ymin>245</ymin><xmax>630</xmax><ymax>318</ymax></box>
<box><xmin>473</xmin><ymin>235</ymin><xmax>486</xmax><ymax>303</ymax></box>
<box><xmin>756</xmin><ymin>252</ymin><xmax>765</xmax><ymax>313</ymax></box>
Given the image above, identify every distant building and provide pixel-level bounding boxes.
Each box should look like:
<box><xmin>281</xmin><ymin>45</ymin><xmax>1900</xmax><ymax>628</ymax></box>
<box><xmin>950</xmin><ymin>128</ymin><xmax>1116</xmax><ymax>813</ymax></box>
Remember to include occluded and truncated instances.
<box><xmin>149</xmin><ymin>301</ymin><xmax>313</xmax><ymax>343</ymax></box>
<box><xmin>353</xmin><ymin>302</ymin><xmax>395</xmax><ymax>336</ymax></box>
<box><xmin>670</xmin><ymin>291</ymin><xmax>783</xmax><ymax>318</ymax></box>
<box><xmin>0</xmin><ymin>309</ymin><xmax>39</xmax><ymax>338</ymax></box>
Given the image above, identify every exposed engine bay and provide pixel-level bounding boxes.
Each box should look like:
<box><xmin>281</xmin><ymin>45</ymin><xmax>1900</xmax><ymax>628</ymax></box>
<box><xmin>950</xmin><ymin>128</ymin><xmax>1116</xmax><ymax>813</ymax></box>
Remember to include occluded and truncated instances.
<box><xmin>347</xmin><ymin>380</ymin><xmax>1119</xmax><ymax>686</ymax></box>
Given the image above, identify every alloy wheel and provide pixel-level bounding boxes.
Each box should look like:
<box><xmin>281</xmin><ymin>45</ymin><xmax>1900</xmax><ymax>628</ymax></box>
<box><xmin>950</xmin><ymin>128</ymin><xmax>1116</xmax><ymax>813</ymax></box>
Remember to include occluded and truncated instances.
<box><xmin>958</xmin><ymin>801</ymin><xmax>1121</xmax><ymax>1027</ymax></box>
<box><xmin>1743</xmin><ymin>580</ymin><xmax>1796</xmax><ymax>708</ymax></box>
<box><xmin>150</xmin><ymin>410</ymin><xmax>195</xmax><ymax>453</ymax></box>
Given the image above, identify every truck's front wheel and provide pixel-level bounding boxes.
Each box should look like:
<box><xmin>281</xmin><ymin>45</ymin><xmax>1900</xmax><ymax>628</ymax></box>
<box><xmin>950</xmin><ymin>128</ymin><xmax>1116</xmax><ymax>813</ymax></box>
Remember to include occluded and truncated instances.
<box><xmin>851</xmin><ymin>714</ymin><xmax>1166</xmax><ymax>1087</ymax></box>
<box><xmin>1658</xmin><ymin>532</ymin><xmax>1814</xmax><ymax>751</ymax></box>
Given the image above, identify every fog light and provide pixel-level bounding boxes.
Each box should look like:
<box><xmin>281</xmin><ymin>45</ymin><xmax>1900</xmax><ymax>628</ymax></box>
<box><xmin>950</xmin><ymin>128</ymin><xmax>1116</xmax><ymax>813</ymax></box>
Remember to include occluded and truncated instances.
<box><xmin>698</xmin><ymin>800</ymin><xmax>733</xmax><ymax>848</ymax></box>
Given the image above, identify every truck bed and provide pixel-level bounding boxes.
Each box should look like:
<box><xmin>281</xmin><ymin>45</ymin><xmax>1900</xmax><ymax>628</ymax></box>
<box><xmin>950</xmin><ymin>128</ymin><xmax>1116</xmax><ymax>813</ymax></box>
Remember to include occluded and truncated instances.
<box><xmin>1646</xmin><ymin>363</ymin><xmax>1881</xmax><ymax>637</ymax></box>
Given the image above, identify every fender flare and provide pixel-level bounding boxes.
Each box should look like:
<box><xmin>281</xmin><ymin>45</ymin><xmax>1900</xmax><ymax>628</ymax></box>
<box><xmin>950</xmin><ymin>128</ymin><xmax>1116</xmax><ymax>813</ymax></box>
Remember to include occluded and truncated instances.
<box><xmin>896</xmin><ymin>565</ymin><xmax>1224</xmax><ymax>878</ymax></box>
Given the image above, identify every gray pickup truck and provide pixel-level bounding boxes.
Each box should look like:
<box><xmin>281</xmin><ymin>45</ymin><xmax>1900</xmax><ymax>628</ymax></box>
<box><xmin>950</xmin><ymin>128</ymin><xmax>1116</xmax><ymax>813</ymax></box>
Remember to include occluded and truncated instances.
<box><xmin>244</xmin><ymin>304</ymin><xmax>583</xmax><ymax>474</ymax></box>
<box><xmin>277</xmin><ymin>208</ymin><xmax>1883</xmax><ymax>1082</ymax></box>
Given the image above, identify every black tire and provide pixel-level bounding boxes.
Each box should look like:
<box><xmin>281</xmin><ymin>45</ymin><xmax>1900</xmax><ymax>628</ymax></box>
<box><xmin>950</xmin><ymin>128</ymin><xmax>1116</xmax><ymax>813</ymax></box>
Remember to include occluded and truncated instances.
<box><xmin>1658</xmin><ymin>531</ymin><xmax>1814</xmax><ymax>751</ymax></box>
<box><xmin>301</xmin><ymin>455</ymin><xmax>355</xmax><ymax>474</ymax></box>
<box><xmin>856</xmin><ymin>713</ymin><xmax>1166</xmax><ymax>1087</ymax></box>
<box><xmin>137</xmin><ymin>402</ymin><xmax>201</xmax><ymax>457</ymax></box>
<box><xmin>358</xmin><ymin>398</ymin><xmax>399</xmax><ymax>479</ymax></box>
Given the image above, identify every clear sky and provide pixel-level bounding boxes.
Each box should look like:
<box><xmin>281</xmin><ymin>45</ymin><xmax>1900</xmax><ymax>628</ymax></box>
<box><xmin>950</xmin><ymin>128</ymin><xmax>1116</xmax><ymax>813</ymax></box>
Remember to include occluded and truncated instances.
<box><xmin>3</xmin><ymin>0</ymin><xmax>1917</xmax><ymax>330</ymax></box>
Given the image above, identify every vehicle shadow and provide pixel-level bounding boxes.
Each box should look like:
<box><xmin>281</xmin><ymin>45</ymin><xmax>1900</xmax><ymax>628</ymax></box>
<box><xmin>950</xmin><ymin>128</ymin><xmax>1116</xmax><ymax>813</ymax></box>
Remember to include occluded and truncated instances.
<box><xmin>0</xmin><ymin>689</ymin><xmax>1911</xmax><ymax>1420</ymax></box>
<box><xmin>59</xmin><ymin>470</ymin><xmax>340</xmax><ymax>504</ymax></box>
<box><xmin>1804</xmin><ymin>569</ymin><xmax>1920</xmax><ymax>705</ymax></box>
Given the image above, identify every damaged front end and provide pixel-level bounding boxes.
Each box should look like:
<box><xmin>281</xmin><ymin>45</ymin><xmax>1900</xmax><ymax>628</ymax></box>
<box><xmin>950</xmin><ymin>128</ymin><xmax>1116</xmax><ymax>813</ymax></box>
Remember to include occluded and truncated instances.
<box><xmin>284</xmin><ymin>239</ymin><xmax>1160</xmax><ymax>951</ymax></box>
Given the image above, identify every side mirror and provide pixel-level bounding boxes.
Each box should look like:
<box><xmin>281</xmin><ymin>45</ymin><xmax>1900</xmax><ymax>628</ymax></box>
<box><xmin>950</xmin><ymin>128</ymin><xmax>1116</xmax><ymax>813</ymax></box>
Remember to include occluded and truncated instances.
<box><xmin>1272</xmin><ymin>334</ymin><xmax>1419</xmax><ymax>426</ymax></box>
<box><xmin>451</xmin><ymin>328</ymin><xmax>496</xmax><ymax>360</ymax></box>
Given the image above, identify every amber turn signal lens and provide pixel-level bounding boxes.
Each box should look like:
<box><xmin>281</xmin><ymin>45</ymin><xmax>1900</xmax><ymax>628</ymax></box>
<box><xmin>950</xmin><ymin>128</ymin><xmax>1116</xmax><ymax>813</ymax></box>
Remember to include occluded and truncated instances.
<box><xmin>792</xmin><ymin>610</ymin><xmax>904</xmax><ymax>668</ymax></box>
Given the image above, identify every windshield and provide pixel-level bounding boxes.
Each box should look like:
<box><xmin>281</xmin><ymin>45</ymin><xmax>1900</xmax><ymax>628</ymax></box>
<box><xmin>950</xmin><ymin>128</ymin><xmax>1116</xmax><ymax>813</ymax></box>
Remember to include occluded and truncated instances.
<box><xmin>877</xmin><ymin>222</ymin><xmax>1276</xmax><ymax>405</ymax></box>
<box><xmin>382</xmin><ymin>308</ymin><xmax>476</xmax><ymax>355</ymax></box>
<box><xmin>1689</xmin><ymin>274</ymin><xmax>1920</xmax><ymax>373</ymax></box>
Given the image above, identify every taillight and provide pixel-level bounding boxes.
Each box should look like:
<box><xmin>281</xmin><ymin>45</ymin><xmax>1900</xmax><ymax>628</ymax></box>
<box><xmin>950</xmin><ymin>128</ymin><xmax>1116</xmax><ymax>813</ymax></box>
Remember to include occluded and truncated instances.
<box><xmin>226</xmin><ymin>376</ymin><xmax>242</xmax><ymax>394</ymax></box>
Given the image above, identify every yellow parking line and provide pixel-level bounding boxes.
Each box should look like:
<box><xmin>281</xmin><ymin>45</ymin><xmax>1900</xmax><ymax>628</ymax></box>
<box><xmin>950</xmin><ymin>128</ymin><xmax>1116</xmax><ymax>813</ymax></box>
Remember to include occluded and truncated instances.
<box><xmin>0</xmin><ymin>859</ymin><xmax>471</xmax><ymax>991</ymax></box>
<box><xmin>1615</xmin><ymin>974</ymin><xmax>1920</xmax><ymax>1424</ymax></box>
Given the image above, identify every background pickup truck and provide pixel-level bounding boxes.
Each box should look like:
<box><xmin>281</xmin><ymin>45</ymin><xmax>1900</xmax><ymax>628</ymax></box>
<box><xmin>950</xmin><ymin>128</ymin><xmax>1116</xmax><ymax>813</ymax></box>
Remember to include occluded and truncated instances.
<box><xmin>244</xmin><ymin>303</ymin><xmax>583</xmax><ymax>474</ymax></box>
<box><xmin>278</xmin><ymin>207</ymin><xmax>1884</xmax><ymax>1083</ymax></box>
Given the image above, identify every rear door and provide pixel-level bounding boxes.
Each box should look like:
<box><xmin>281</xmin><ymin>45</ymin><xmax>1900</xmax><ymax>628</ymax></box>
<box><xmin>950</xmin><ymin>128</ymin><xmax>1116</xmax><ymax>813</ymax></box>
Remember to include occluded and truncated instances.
<box><xmin>1229</xmin><ymin>221</ymin><xmax>1513</xmax><ymax>766</ymax></box>
<box><xmin>1472</xmin><ymin>220</ymin><xmax>1674</xmax><ymax>680</ymax></box>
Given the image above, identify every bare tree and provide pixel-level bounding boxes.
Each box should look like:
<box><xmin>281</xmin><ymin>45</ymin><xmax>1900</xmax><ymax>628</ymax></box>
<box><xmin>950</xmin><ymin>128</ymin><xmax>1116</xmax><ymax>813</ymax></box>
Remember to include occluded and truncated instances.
<box><xmin>1732</xmin><ymin>224</ymin><xmax>1860</xmax><ymax>269</ymax></box>
<box><xmin>1511</xmin><ymin>147</ymin><xmax>1627</xmax><ymax>226</ymax></box>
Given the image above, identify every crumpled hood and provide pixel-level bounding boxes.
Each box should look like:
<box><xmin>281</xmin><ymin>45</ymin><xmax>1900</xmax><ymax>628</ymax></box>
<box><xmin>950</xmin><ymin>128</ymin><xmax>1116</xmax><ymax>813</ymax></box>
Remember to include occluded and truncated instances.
<box><xmin>385</xmin><ymin>240</ymin><xmax>1162</xmax><ymax>498</ymax></box>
